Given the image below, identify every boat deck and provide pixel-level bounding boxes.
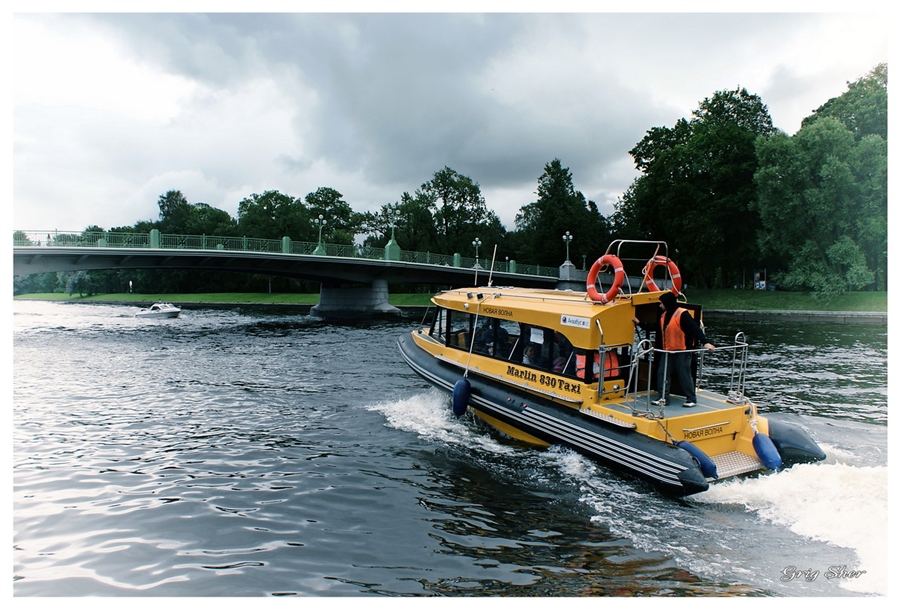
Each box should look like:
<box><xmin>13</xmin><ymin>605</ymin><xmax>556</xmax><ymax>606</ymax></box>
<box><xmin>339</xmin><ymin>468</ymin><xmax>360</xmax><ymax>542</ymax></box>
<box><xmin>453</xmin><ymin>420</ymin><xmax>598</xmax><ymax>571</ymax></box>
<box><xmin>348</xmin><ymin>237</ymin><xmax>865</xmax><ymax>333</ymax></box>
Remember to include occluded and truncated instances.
<box><xmin>605</xmin><ymin>388</ymin><xmax>741</xmax><ymax>418</ymax></box>
<box><xmin>599</xmin><ymin>389</ymin><xmax>763</xmax><ymax>478</ymax></box>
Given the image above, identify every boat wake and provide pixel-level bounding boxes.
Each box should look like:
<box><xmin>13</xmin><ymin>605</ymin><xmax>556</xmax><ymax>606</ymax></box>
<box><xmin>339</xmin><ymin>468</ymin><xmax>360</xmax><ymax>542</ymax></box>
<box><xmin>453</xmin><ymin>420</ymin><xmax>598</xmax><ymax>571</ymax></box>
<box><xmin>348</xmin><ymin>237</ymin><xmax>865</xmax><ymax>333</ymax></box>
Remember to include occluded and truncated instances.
<box><xmin>371</xmin><ymin>392</ymin><xmax>886</xmax><ymax>596</ymax></box>
<box><xmin>367</xmin><ymin>389</ymin><xmax>517</xmax><ymax>456</ymax></box>
<box><xmin>694</xmin><ymin>460</ymin><xmax>887</xmax><ymax>596</ymax></box>
<box><xmin>565</xmin><ymin>445</ymin><xmax>887</xmax><ymax>597</ymax></box>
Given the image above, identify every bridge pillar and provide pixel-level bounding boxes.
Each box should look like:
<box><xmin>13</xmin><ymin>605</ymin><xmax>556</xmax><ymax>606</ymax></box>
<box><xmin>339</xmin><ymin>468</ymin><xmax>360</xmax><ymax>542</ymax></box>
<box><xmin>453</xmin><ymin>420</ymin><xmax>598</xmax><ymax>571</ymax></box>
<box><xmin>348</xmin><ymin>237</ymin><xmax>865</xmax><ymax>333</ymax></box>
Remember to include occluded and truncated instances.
<box><xmin>384</xmin><ymin>237</ymin><xmax>400</xmax><ymax>261</ymax></box>
<box><xmin>557</xmin><ymin>260</ymin><xmax>587</xmax><ymax>291</ymax></box>
<box><xmin>310</xmin><ymin>279</ymin><xmax>401</xmax><ymax>319</ymax></box>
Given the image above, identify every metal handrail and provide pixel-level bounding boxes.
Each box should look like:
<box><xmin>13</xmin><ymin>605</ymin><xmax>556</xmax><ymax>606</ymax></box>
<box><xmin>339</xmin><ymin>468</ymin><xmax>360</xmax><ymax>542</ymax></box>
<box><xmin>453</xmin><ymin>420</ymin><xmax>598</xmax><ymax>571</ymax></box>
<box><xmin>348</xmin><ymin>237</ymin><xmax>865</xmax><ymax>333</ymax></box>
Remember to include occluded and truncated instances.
<box><xmin>626</xmin><ymin>338</ymin><xmax>751</xmax><ymax>417</ymax></box>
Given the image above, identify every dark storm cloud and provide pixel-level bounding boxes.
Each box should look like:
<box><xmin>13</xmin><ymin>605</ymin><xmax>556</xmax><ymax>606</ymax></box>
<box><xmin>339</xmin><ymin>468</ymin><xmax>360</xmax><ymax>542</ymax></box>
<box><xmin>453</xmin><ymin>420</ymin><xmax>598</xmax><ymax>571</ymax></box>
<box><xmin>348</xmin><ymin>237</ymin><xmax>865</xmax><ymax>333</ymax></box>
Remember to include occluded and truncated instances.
<box><xmin>80</xmin><ymin>13</ymin><xmax>663</xmax><ymax>194</ymax></box>
<box><xmin>11</xmin><ymin>10</ymin><xmax>889</xmax><ymax>231</ymax></box>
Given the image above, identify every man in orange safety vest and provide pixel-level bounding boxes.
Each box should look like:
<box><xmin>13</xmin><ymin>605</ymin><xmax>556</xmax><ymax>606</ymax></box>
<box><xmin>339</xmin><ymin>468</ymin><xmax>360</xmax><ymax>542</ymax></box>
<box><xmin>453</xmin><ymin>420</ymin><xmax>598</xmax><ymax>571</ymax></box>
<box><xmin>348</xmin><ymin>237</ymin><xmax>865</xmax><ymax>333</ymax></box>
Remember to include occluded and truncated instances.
<box><xmin>634</xmin><ymin>291</ymin><xmax>714</xmax><ymax>408</ymax></box>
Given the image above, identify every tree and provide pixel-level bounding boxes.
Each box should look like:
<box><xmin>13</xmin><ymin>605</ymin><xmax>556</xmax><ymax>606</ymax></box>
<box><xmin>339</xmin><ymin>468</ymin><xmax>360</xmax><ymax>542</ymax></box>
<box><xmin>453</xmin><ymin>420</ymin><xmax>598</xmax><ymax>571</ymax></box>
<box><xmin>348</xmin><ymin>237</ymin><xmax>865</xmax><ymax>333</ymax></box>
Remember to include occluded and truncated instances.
<box><xmin>754</xmin><ymin>116</ymin><xmax>884</xmax><ymax>296</ymax></box>
<box><xmin>416</xmin><ymin>167</ymin><xmax>505</xmax><ymax>257</ymax></box>
<box><xmin>190</xmin><ymin>203</ymin><xmax>236</xmax><ymax>236</ymax></box>
<box><xmin>305</xmin><ymin>187</ymin><xmax>360</xmax><ymax>245</ymax></box>
<box><xmin>13</xmin><ymin>231</ymin><xmax>35</xmax><ymax>246</ymax></box>
<box><xmin>156</xmin><ymin>190</ymin><xmax>193</xmax><ymax>233</ymax></box>
<box><xmin>236</xmin><ymin>190</ymin><xmax>310</xmax><ymax>241</ymax></box>
<box><xmin>802</xmin><ymin>63</ymin><xmax>887</xmax><ymax>141</ymax></box>
<box><xmin>614</xmin><ymin>88</ymin><xmax>774</xmax><ymax>288</ymax></box>
<box><xmin>58</xmin><ymin>270</ymin><xmax>93</xmax><ymax>297</ymax></box>
<box><xmin>514</xmin><ymin>159</ymin><xmax>610</xmax><ymax>267</ymax></box>
<box><xmin>156</xmin><ymin>190</ymin><xmax>237</xmax><ymax>236</ymax></box>
<box><xmin>361</xmin><ymin>194</ymin><xmax>439</xmax><ymax>254</ymax></box>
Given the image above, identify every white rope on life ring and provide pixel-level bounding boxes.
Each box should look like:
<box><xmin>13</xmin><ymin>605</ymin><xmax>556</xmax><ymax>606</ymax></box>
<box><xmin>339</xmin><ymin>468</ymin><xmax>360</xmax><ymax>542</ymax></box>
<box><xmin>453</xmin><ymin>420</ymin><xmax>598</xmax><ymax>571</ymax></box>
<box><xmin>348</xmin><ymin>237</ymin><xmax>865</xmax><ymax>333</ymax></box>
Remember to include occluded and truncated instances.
<box><xmin>643</xmin><ymin>255</ymin><xmax>682</xmax><ymax>296</ymax></box>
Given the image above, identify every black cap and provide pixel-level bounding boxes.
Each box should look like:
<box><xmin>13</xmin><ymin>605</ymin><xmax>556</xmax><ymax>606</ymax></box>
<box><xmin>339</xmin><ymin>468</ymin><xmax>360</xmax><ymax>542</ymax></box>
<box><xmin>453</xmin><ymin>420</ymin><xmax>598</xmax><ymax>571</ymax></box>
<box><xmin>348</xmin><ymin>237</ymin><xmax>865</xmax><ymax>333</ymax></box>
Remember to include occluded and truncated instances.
<box><xmin>659</xmin><ymin>291</ymin><xmax>677</xmax><ymax>312</ymax></box>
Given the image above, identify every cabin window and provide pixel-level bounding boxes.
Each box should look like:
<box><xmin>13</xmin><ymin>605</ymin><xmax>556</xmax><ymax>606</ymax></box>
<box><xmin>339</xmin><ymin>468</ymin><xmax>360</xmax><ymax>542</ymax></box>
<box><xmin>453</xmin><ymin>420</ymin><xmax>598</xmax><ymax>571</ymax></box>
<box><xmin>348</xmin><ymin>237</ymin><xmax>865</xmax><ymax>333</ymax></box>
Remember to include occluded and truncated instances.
<box><xmin>440</xmin><ymin>311</ymin><xmax>579</xmax><ymax>380</ymax></box>
<box><xmin>433</xmin><ymin>306</ymin><xmax>626</xmax><ymax>386</ymax></box>
<box><xmin>430</xmin><ymin>307</ymin><xmax>450</xmax><ymax>344</ymax></box>
<box><xmin>518</xmin><ymin>325</ymin><xmax>576</xmax><ymax>376</ymax></box>
<box><xmin>432</xmin><ymin>307</ymin><xmax>474</xmax><ymax>349</ymax></box>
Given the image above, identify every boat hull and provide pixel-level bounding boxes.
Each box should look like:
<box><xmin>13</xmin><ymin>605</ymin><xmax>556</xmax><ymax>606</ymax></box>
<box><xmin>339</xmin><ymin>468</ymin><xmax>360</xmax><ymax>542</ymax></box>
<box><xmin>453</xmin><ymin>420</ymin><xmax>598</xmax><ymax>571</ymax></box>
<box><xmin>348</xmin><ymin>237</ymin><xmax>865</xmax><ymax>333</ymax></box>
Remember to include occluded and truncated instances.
<box><xmin>135</xmin><ymin>311</ymin><xmax>180</xmax><ymax>319</ymax></box>
<box><xmin>398</xmin><ymin>333</ymin><xmax>710</xmax><ymax>496</ymax></box>
<box><xmin>135</xmin><ymin>303</ymin><xmax>181</xmax><ymax>318</ymax></box>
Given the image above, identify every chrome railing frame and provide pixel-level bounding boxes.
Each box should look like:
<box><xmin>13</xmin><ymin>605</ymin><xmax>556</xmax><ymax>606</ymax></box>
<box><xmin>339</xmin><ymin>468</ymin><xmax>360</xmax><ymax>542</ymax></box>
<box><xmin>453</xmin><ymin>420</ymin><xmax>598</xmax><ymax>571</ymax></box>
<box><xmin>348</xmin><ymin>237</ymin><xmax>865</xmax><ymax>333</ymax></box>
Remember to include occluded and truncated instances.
<box><xmin>626</xmin><ymin>335</ymin><xmax>752</xmax><ymax>418</ymax></box>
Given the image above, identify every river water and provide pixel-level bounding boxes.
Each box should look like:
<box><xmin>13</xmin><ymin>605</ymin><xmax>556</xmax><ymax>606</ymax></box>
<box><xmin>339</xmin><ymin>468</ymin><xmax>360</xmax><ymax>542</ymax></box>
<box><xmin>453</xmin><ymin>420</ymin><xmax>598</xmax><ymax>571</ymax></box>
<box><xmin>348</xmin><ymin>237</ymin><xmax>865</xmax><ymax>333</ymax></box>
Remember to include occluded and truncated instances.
<box><xmin>12</xmin><ymin>300</ymin><xmax>888</xmax><ymax>597</ymax></box>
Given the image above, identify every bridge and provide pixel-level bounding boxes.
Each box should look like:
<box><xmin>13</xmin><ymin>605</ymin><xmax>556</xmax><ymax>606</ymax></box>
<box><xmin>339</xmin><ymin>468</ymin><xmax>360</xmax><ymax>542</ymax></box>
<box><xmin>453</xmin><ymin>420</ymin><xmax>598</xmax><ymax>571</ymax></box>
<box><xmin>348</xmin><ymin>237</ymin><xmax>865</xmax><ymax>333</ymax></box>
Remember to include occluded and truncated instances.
<box><xmin>13</xmin><ymin>229</ymin><xmax>590</xmax><ymax>318</ymax></box>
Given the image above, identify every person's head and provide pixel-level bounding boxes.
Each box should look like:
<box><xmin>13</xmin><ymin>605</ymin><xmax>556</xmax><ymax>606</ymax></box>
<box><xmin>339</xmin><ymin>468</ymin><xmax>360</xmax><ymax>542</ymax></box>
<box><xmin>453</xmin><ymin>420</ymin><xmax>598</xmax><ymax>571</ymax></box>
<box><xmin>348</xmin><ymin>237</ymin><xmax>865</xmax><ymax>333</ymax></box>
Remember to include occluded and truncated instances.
<box><xmin>658</xmin><ymin>291</ymin><xmax>677</xmax><ymax>313</ymax></box>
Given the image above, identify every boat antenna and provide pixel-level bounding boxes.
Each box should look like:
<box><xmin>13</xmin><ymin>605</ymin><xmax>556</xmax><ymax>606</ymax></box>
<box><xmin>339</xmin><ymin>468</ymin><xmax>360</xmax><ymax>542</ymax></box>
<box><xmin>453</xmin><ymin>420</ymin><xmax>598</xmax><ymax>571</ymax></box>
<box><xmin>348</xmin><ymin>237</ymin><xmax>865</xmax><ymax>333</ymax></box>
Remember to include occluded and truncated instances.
<box><xmin>487</xmin><ymin>244</ymin><xmax>498</xmax><ymax>287</ymax></box>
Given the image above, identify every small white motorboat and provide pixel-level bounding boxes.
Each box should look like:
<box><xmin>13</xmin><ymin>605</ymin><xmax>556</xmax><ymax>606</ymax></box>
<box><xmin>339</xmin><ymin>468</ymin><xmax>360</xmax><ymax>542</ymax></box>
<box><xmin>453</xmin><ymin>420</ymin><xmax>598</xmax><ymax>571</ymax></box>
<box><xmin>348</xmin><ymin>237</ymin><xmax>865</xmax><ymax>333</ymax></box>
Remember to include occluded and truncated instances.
<box><xmin>135</xmin><ymin>302</ymin><xmax>181</xmax><ymax>319</ymax></box>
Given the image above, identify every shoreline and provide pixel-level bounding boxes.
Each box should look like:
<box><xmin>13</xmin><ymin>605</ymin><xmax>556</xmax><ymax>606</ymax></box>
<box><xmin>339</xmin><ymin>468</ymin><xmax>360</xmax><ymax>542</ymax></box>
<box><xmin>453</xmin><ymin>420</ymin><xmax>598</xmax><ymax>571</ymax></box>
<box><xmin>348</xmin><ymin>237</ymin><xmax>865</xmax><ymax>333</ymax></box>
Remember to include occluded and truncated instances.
<box><xmin>14</xmin><ymin>298</ymin><xmax>887</xmax><ymax>324</ymax></box>
<box><xmin>702</xmin><ymin>309</ymin><xmax>885</xmax><ymax>324</ymax></box>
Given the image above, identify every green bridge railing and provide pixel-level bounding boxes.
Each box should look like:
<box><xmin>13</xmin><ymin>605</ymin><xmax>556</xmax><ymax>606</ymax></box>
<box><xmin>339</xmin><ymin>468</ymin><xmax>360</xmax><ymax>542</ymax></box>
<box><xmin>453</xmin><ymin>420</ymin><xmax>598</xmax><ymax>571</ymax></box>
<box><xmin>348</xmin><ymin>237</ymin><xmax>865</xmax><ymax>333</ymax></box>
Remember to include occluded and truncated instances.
<box><xmin>13</xmin><ymin>229</ymin><xmax>559</xmax><ymax>278</ymax></box>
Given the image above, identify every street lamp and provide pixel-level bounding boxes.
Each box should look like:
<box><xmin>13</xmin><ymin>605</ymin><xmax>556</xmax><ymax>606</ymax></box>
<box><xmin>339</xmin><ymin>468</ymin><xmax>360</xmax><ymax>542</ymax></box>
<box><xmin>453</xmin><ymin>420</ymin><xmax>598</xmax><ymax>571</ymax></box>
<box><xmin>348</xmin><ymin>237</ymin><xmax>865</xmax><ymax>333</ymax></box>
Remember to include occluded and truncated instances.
<box><xmin>384</xmin><ymin>205</ymin><xmax>401</xmax><ymax>261</ymax></box>
<box><xmin>472</xmin><ymin>237</ymin><xmax>482</xmax><ymax>268</ymax></box>
<box><xmin>388</xmin><ymin>205</ymin><xmax>401</xmax><ymax>241</ymax></box>
<box><xmin>562</xmin><ymin>231</ymin><xmax>572</xmax><ymax>262</ymax></box>
<box><xmin>313</xmin><ymin>214</ymin><xmax>327</xmax><ymax>255</ymax></box>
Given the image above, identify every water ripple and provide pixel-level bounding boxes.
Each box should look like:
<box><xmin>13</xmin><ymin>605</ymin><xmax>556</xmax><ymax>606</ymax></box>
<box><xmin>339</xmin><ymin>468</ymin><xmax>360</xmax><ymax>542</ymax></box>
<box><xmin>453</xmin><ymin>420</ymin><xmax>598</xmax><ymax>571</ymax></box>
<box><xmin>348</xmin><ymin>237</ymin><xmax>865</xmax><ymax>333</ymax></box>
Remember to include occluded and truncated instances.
<box><xmin>13</xmin><ymin>302</ymin><xmax>886</xmax><ymax>596</ymax></box>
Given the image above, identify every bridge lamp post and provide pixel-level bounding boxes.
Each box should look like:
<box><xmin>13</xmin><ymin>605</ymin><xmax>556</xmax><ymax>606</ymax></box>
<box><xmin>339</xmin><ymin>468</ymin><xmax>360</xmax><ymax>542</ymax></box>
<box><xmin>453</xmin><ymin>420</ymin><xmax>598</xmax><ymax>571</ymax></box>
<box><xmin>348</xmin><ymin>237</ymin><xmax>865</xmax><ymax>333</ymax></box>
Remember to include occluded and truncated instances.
<box><xmin>313</xmin><ymin>214</ymin><xmax>327</xmax><ymax>255</ymax></box>
<box><xmin>389</xmin><ymin>206</ymin><xmax>401</xmax><ymax>240</ymax></box>
<box><xmin>472</xmin><ymin>237</ymin><xmax>482</xmax><ymax>269</ymax></box>
<box><xmin>384</xmin><ymin>206</ymin><xmax>401</xmax><ymax>261</ymax></box>
<box><xmin>562</xmin><ymin>231</ymin><xmax>572</xmax><ymax>263</ymax></box>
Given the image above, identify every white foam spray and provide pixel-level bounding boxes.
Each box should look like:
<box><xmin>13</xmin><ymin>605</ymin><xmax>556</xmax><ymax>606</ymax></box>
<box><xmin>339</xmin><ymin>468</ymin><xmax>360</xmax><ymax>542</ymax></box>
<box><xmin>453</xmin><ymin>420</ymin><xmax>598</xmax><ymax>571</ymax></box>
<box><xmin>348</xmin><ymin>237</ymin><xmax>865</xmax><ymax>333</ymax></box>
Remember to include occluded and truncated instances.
<box><xmin>366</xmin><ymin>390</ymin><xmax>515</xmax><ymax>455</ymax></box>
<box><xmin>696</xmin><ymin>461</ymin><xmax>888</xmax><ymax>595</ymax></box>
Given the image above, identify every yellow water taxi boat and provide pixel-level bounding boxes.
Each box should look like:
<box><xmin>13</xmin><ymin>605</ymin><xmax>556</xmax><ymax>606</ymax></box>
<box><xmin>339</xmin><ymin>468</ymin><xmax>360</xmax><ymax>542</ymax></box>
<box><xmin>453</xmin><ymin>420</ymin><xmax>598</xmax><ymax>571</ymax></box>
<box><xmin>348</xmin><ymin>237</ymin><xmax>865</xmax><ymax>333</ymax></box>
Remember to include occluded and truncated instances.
<box><xmin>397</xmin><ymin>240</ymin><xmax>825</xmax><ymax>496</ymax></box>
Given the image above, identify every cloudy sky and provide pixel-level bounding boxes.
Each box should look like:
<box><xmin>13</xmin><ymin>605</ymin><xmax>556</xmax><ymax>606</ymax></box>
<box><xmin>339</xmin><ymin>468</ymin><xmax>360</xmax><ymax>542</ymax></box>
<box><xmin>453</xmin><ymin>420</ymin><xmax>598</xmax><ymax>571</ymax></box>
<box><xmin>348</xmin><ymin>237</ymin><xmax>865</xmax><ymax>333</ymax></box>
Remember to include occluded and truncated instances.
<box><xmin>4</xmin><ymin>2</ymin><xmax>892</xmax><ymax>237</ymax></box>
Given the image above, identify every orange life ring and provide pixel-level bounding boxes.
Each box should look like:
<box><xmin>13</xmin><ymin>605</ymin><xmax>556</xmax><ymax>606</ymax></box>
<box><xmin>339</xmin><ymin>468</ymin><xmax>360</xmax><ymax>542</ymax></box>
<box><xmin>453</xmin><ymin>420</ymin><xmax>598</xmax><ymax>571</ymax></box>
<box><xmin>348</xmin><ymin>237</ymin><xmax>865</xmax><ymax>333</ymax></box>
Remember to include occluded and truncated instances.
<box><xmin>643</xmin><ymin>255</ymin><xmax>682</xmax><ymax>295</ymax></box>
<box><xmin>586</xmin><ymin>254</ymin><xmax>625</xmax><ymax>304</ymax></box>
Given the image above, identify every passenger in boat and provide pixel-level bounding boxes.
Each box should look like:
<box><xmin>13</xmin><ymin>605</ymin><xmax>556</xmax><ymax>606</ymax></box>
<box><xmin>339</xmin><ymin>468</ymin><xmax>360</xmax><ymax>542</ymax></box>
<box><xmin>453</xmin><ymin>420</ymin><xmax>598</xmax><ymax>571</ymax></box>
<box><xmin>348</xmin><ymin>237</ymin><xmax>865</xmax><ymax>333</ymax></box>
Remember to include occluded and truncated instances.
<box><xmin>634</xmin><ymin>291</ymin><xmax>714</xmax><ymax>407</ymax></box>
<box><xmin>523</xmin><ymin>343</ymin><xmax>540</xmax><ymax>366</ymax></box>
<box><xmin>552</xmin><ymin>356</ymin><xmax>567</xmax><ymax>373</ymax></box>
<box><xmin>474</xmin><ymin>318</ymin><xmax>508</xmax><ymax>356</ymax></box>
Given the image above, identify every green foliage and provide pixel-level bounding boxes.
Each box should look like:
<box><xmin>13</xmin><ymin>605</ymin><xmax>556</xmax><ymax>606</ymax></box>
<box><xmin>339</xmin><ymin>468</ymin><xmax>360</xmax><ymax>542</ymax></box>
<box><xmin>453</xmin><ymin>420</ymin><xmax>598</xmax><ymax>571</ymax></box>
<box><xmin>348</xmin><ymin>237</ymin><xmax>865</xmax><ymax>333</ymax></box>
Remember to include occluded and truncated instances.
<box><xmin>364</xmin><ymin>167</ymin><xmax>506</xmax><ymax>260</ymax></box>
<box><xmin>157</xmin><ymin>189</ymin><xmax>237</xmax><ymax>236</ymax></box>
<box><xmin>362</xmin><ymin>194</ymin><xmax>441</xmax><ymax>253</ymax></box>
<box><xmin>305</xmin><ymin>187</ymin><xmax>359</xmax><ymax>245</ymax></box>
<box><xmin>418</xmin><ymin>167</ymin><xmax>505</xmax><ymax>256</ymax></box>
<box><xmin>59</xmin><ymin>270</ymin><xmax>94</xmax><ymax>297</ymax></box>
<box><xmin>13</xmin><ymin>231</ymin><xmax>34</xmax><ymax>246</ymax></box>
<box><xmin>802</xmin><ymin>63</ymin><xmax>887</xmax><ymax>141</ymax></box>
<box><xmin>754</xmin><ymin>112</ymin><xmax>886</xmax><ymax>297</ymax></box>
<box><xmin>515</xmin><ymin>159</ymin><xmax>610</xmax><ymax>266</ymax></box>
<box><xmin>237</xmin><ymin>190</ymin><xmax>309</xmax><ymax>241</ymax></box>
<box><xmin>615</xmin><ymin>88</ymin><xmax>774</xmax><ymax>288</ymax></box>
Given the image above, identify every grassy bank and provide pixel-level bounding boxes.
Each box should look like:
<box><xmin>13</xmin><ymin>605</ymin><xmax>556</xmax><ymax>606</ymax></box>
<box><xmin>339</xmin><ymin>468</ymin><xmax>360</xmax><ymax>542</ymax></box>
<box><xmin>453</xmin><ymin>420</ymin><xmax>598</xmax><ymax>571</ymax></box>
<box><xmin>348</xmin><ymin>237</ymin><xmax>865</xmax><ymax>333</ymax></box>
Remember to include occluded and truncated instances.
<box><xmin>13</xmin><ymin>289</ymin><xmax>887</xmax><ymax>312</ymax></box>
